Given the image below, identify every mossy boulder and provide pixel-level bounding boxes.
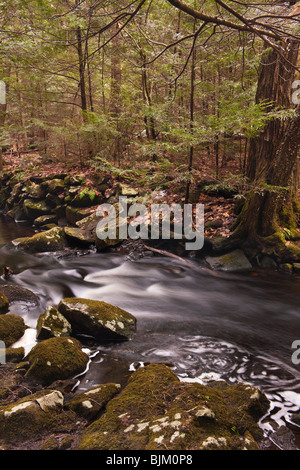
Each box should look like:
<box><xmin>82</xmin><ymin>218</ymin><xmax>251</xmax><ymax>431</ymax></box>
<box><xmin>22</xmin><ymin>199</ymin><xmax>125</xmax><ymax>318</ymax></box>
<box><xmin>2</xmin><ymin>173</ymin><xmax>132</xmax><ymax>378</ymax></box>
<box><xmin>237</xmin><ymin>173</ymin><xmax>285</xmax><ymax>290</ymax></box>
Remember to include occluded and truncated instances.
<box><xmin>66</xmin><ymin>383</ymin><xmax>121</xmax><ymax>421</ymax></box>
<box><xmin>78</xmin><ymin>364</ymin><xmax>269</xmax><ymax>451</ymax></box>
<box><xmin>205</xmin><ymin>249</ymin><xmax>252</xmax><ymax>272</ymax></box>
<box><xmin>57</xmin><ymin>298</ymin><xmax>136</xmax><ymax>342</ymax></box>
<box><xmin>0</xmin><ymin>389</ymin><xmax>76</xmax><ymax>443</ymax></box>
<box><xmin>0</xmin><ymin>314</ymin><xmax>27</xmax><ymax>347</ymax></box>
<box><xmin>70</xmin><ymin>188</ymin><xmax>101</xmax><ymax>208</ymax></box>
<box><xmin>36</xmin><ymin>306</ymin><xmax>72</xmax><ymax>340</ymax></box>
<box><xmin>13</xmin><ymin>227</ymin><xmax>68</xmax><ymax>252</ymax></box>
<box><xmin>23</xmin><ymin>199</ymin><xmax>53</xmax><ymax>222</ymax></box>
<box><xmin>0</xmin><ymin>292</ymin><xmax>9</xmax><ymax>314</ymax></box>
<box><xmin>64</xmin><ymin>227</ymin><xmax>94</xmax><ymax>246</ymax></box>
<box><xmin>47</xmin><ymin>178</ymin><xmax>65</xmax><ymax>195</ymax></box>
<box><xmin>24</xmin><ymin>337</ymin><xmax>89</xmax><ymax>386</ymax></box>
<box><xmin>5</xmin><ymin>347</ymin><xmax>25</xmax><ymax>363</ymax></box>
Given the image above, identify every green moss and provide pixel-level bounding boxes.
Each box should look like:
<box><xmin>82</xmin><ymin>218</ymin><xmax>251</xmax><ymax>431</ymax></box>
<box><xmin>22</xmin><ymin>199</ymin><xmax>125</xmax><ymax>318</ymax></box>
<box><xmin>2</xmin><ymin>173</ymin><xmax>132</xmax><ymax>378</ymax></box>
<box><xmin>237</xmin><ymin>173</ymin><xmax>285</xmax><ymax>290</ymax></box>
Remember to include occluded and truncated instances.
<box><xmin>0</xmin><ymin>293</ymin><xmax>9</xmax><ymax>314</ymax></box>
<box><xmin>0</xmin><ymin>389</ymin><xmax>77</xmax><ymax>443</ymax></box>
<box><xmin>66</xmin><ymin>383</ymin><xmax>121</xmax><ymax>420</ymax></box>
<box><xmin>14</xmin><ymin>227</ymin><xmax>68</xmax><ymax>252</ymax></box>
<box><xmin>0</xmin><ymin>314</ymin><xmax>26</xmax><ymax>347</ymax></box>
<box><xmin>57</xmin><ymin>298</ymin><xmax>136</xmax><ymax>342</ymax></box>
<box><xmin>5</xmin><ymin>347</ymin><xmax>25</xmax><ymax>363</ymax></box>
<box><xmin>25</xmin><ymin>336</ymin><xmax>88</xmax><ymax>385</ymax></box>
<box><xmin>78</xmin><ymin>364</ymin><xmax>267</xmax><ymax>451</ymax></box>
<box><xmin>36</xmin><ymin>306</ymin><xmax>72</xmax><ymax>339</ymax></box>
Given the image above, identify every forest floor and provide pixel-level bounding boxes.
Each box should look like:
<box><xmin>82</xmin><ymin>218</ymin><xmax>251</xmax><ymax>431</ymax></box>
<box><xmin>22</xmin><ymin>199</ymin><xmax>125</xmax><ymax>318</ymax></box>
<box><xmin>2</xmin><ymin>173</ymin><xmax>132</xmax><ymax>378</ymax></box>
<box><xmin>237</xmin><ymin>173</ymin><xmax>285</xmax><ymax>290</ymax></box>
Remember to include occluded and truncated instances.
<box><xmin>1</xmin><ymin>148</ymin><xmax>240</xmax><ymax>242</ymax></box>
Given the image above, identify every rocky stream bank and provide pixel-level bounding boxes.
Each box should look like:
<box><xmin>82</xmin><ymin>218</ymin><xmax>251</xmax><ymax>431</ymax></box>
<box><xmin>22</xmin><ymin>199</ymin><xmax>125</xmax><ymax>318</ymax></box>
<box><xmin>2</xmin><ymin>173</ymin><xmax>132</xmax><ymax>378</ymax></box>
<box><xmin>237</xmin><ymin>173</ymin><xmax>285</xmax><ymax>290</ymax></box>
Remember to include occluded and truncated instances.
<box><xmin>0</xmin><ymin>170</ymin><xmax>299</xmax><ymax>450</ymax></box>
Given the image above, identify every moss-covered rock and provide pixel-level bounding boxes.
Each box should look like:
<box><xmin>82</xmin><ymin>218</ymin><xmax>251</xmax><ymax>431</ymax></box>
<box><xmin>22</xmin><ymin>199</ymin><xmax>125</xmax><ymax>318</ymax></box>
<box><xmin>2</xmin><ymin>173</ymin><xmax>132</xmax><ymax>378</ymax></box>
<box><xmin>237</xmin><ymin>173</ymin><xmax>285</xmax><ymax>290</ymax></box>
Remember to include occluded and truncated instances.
<box><xmin>13</xmin><ymin>227</ymin><xmax>68</xmax><ymax>252</ymax></box>
<box><xmin>47</xmin><ymin>179</ymin><xmax>65</xmax><ymax>195</ymax></box>
<box><xmin>5</xmin><ymin>347</ymin><xmax>25</xmax><ymax>363</ymax></box>
<box><xmin>57</xmin><ymin>298</ymin><xmax>136</xmax><ymax>342</ymax></box>
<box><xmin>66</xmin><ymin>383</ymin><xmax>121</xmax><ymax>421</ymax></box>
<box><xmin>78</xmin><ymin>364</ymin><xmax>269</xmax><ymax>451</ymax></box>
<box><xmin>66</xmin><ymin>205</ymin><xmax>96</xmax><ymax>225</ymax></box>
<box><xmin>0</xmin><ymin>314</ymin><xmax>27</xmax><ymax>347</ymax></box>
<box><xmin>23</xmin><ymin>199</ymin><xmax>53</xmax><ymax>222</ymax></box>
<box><xmin>70</xmin><ymin>188</ymin><xmax>101</xmax><ymax>208</ymax></box>
<box><xmin>205</xmin><ymin>249</ymin><xmax>252</xmax><ymax>272</ymax></box>
<box><xmin>0</xmin><ymin>389</ymin><xmax>76</xmax><ymax>443</ymax></box>
<box><xmin>64</xmin><ymin>227</ymin><xmax>94</xmax><ymax>245</ymax></box>
<box><xmin>36</xmin><ymin>306</ymin><xmax>72</xmax><ymax>340</ymax></box>
<box><xmin>0</xmin><ymin>293</ymin><xmax>9</xmax><ymax>314</ymax></box>
<box><xmin>24</xmin><ymin>337</ymin><xmax>89</xmax><ymax>386</ymax></box>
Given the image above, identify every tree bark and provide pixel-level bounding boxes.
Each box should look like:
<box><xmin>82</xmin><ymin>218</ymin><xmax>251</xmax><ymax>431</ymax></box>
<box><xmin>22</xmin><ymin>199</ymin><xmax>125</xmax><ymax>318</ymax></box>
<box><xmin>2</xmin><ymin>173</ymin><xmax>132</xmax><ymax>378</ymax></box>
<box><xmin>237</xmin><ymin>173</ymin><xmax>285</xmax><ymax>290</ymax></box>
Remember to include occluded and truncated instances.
<box><xmin>229</xmin><ymin>41</ymin><xmax>300</xmax><ymax>258</ymax></box>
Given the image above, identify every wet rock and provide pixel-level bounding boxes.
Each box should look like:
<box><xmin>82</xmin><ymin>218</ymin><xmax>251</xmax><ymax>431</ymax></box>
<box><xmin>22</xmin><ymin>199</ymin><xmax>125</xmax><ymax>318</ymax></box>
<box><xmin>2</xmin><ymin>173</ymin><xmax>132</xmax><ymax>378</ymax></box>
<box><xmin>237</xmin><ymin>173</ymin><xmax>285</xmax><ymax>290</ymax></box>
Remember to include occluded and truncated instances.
<box><xmin>64</xmin><ymin>227</ymin><xmax>94</xmax><ymax>246</ymax></box>
<box><xmin>66</xmin><ymin>206</ymin><xmax>96</xmax><ymax>225</ymax></box>
<box><xmin>292</xmin><ymin>262</ymin><xmax>300</xmax><ymax>274</ymax></box>
<box><xmin>78</xmin><ymin>363</ymin><xmax>268</xmax><ymax>450</ymax></box>
<box><xmin>0</xmin><ymin>292</ymin><xmax>9</xmax><ymax>314</ymax></box>
<box><xmin>57</xmin><ymin>298</ymin><xmax>136</xmax><ymax>342</ymax></box>
<box><xmin>0</xmin><ymin>314</ymin><xmax>27</xmax><ymax>347</ymax></box>
<box><xmin>279</xmin><ymin>263</ymin><xmax>293</xmax><ymax>274</ymax></box>
<box><xmin>0</xmin><ymin>389</ymin><xmax>76</xmax><ymax>443</ymax></box>
<box><xmin>36</xmin><ymin>306</ymin><xmax>72</xmax><ymax>340</ymax></box>
<box><xmin>269</xmin><ymin>424</ymin><xmax>298</xmax><ymax>450</ymax></box>
<box><xmin>76</xmin><ymin>212</ymin><xmax>101</xmax><ymax>231</ymax></box>
<box><xmin>13</xmin><ymin>226</ymin><xmax>68</xmax><ymax>252</ymax></box>
<box><xmin>259</xmin><ymin>256</ymin><xmax>278</xmax><ymax>270</ymax></box>
<box><xmin>23</xmin><ymin>199</ymin><xmax>53</xmax><ymax>222</ymax></box>
<box><xmin>0</xmin><ymin>285</ymin><xmax>39</xmax><ymax>306</ymax></box>
<box><xmin>65</xmin><ymin>383</ymin><xmax>121</xmax><ymax>421</ymax></box>
<box><xmin>24</xmin><ymin>337</ymin><xmax>89</xmax><ymax>386</ymax></box>
<box><xmin>4</xmin><ymin>347</ymin><xmax>25</xmax><ymax>363</ymax></box>
<box><xmin>205</xmin><ymin>249</ymin><xmax>252</xmax><ymax>272</ymax></box>
<box><xmin>34</xmin><ymin>214</ymin><xmax>58</xmax><ymax>227</ymax></box>
<box><xmin>47</xmin><ymin>179</ymin><xmax>65</xmax><ymax>195</ymax></box>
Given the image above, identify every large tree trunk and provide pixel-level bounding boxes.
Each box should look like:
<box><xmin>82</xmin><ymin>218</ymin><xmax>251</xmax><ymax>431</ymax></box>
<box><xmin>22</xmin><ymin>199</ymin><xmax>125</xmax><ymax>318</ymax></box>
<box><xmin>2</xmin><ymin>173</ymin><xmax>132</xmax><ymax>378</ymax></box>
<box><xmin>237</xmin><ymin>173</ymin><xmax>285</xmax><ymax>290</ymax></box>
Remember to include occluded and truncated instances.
<box><xmin>227</xmin><ymin>41</ymin><xmax>300</xmax><ymax>261</ymax></box>
<box><xmin>246</xmin><ymin>43</ymin><xmax>298</xmax><ymax>182</ymax></box>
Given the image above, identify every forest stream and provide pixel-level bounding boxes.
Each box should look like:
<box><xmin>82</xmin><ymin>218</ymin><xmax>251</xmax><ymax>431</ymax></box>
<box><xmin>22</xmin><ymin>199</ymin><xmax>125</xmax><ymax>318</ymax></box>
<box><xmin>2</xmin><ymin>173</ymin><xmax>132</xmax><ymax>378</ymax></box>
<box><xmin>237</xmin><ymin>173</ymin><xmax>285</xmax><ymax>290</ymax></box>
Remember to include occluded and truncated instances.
<box><xmin>1</xmin><ymin>213</ymin><xmax>300</xmax><ymax>450</ymax></box>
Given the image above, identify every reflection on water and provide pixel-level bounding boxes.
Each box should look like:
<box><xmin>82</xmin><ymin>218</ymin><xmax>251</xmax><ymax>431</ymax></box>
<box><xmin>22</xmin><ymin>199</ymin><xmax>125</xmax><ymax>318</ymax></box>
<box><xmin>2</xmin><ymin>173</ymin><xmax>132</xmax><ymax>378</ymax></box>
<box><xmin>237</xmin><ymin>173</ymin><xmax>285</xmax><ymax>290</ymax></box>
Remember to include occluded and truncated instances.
<box><xmin>0</xmin><ymin>213</ymin><xmax>300</xmax><ymax>442</ymax></box>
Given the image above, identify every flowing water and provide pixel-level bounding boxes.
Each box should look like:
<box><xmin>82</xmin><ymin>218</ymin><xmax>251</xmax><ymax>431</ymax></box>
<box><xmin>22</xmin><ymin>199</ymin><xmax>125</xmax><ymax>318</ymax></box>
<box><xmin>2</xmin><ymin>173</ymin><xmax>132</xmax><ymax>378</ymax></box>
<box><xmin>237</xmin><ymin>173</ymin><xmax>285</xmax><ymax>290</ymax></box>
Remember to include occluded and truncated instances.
<box><xmin>0</xmin><ymin>213</ymin><xmax>300</xmax><ymax>448</ymax></box>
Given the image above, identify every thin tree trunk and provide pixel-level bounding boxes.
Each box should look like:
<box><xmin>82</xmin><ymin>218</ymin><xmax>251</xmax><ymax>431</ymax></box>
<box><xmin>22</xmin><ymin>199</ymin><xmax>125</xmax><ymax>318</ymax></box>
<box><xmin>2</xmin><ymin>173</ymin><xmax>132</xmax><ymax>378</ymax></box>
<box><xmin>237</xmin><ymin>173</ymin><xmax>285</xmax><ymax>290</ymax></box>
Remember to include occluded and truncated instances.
<box><xmin>110</xmin><ymin>24</ymin><xmax>122</xmax><ymax>165</ymax></box>
<box><xmin>185</xmin><ymin>19</ymin><xmax>196</xmax><ymax>204</ymax></box>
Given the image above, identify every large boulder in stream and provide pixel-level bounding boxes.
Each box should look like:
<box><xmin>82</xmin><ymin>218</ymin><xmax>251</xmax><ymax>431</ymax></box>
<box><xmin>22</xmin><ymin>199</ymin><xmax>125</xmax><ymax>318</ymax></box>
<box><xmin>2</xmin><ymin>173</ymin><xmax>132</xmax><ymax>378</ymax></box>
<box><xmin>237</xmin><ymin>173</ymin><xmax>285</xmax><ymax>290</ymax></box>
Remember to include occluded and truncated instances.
<box><xmin>57</xmin><ymin>298</ymin><xmax>136</xmax><ymax>342</ymax></box>
<box><xmin>12</xmin><ymin>227</ymin><xmax>68</xmax><ymax>252</ymax></box>
<box><xmin>24</xmin><ymin>336</ymin><xmax>89</xmax><ymax>386</ymax></box>
<box><xmin>78</xmin><ymin>363</ymin><xmax>269</xmax><ymax>451</ymax></box>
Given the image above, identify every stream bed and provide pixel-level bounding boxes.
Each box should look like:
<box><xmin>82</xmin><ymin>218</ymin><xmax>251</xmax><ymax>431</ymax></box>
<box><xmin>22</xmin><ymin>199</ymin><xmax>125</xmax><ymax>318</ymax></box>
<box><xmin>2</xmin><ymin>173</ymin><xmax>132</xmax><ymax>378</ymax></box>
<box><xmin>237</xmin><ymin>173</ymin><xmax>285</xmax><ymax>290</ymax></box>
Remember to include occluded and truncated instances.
<box><xmin>0</xmin><ymin>214</ymin><xmax>300</xmax><ymax>449</ymax></box>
